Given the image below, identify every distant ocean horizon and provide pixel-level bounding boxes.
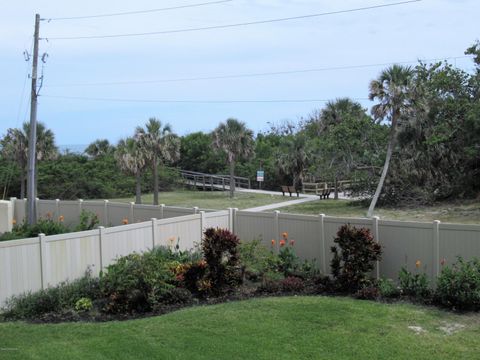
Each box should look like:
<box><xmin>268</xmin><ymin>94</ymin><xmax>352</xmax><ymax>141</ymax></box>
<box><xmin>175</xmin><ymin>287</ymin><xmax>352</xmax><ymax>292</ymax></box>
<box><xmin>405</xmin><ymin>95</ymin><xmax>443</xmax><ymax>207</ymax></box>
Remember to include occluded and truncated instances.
<box><xmin>58</xmin><ymin>144</ymin><xmax>87</xmax><ymax>154</ymax></box>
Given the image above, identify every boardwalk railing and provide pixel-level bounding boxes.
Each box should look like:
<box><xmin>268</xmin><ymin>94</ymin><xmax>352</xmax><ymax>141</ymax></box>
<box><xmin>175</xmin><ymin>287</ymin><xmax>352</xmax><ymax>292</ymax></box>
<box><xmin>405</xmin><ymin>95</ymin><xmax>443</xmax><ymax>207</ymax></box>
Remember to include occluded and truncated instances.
<box><xmin>179</xmin><ymin>169</ymin><xmax>251</xmax><ymax>191</ymax></box>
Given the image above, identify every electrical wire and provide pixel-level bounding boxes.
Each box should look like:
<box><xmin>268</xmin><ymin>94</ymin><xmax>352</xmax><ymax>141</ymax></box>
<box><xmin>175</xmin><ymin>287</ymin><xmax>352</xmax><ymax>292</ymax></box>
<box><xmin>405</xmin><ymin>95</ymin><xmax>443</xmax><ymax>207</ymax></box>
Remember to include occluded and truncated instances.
<box><xmin>43</xmin><ymin>0</ymin><xmax>421</xmax><ymax>40</ymax></box>
<box><xmin>43</xmin><ymin>0</ymin><xmax>233</xmax><ymax>21</ymax></box>
<box><xmin>41</xmin><ymin>95</ymin><xmax>370</xmax><ymax>103</ymax></box>
<box><xmin>45</xmin><ymin>55</ymin><xmax>471</xmax><ymax>88</ymax></box>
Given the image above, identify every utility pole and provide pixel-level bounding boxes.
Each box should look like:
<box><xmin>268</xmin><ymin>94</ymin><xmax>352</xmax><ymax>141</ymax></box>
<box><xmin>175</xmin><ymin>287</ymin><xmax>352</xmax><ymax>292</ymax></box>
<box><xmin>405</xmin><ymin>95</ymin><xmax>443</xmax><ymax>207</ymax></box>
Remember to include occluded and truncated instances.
<box><xmin>27</xmin><ymin>14</ymin><xmax>40</xmax><ymax>225</ymax></box>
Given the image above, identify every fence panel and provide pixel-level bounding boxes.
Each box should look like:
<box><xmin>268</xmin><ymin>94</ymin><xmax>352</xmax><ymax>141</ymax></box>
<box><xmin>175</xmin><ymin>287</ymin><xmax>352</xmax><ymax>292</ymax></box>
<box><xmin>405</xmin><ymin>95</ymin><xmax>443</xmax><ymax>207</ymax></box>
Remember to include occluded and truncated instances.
<box><xmin>44</xmin><ymin>230</ymin><xmax>101</xmax><ymax>286</ymax></box>
<box><xmin>133</xmin><ymin>205</ymin><xmax>162</xmax><ymax>223</ymax></box>
<box><xmin>0</xmin><ymin>239</ymin><xmax>42</xmax><ymax>305</ymax></box>
<box><xmin>163</xmin><ymin>206</ymin><xmax>196</xmax><ymax>219</ymax></box>
<box><xmin>37</xmin><ymin>200</ymin><xmax>57</xmax><ymax>220</ymax></box>
<box><xmin>82</xmin><ymin>201</ymin><xmax>106</xmax><ymax>225</ymax></box>
<box><xmin>107</xmin><ymin>202</ymin><xmax>131</xmax><ymax>226</ymax></box>
<box><xmin>101</xmin><ymin>222</ymin><xmax>153</xmax><ymax>267</ymax></box>
<box><xmin>278</xmin><ymin>213</ymin><xmax>321</xmax><ymax>265</ymax></box>
<box><xmin>235</xmin><ymin>211</ymin><xmax>275</xmax><ymax>247</ymax></box>
<box><xmin>13</xmin><ymin>199</ymin><xmax>26</xmax><ymax>224</ymax></box>
<box><xmin>440</xmin><ymin>223</ymin><xmax>480</xmax><ymax>265</ymax></box>
<box><xmin>379</xmin><ymin>220</ymin><xmax>434</xmax><ymax>279</ymax></box>
<box><xmin>156</xmin><ymin>214</ymin><xmax>202</xmax><ymax>251</ymax></box>
<box><xmin>58</xmin><ymin>201</ymin><xmax>81</xmax><ymax>227</ymax></box>
<box><xmin>204</xmin><ymin>210</ymin><xmax>230</xmax><ymax>230</ymax></box>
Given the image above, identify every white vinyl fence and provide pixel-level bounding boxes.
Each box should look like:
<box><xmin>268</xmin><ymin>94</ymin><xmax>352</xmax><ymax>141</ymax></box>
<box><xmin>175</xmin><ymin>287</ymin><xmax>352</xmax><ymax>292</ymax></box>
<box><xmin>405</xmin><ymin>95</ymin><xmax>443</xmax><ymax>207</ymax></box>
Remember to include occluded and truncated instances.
<box><xmin>10</xmin><ymin>198</ymin><xmax>216</xmax><ymax>227</ymax></box>
<box><xmin>0</xmin><ymin>209</ymin><xmax>231</xmax><ymax>306</ymax></box>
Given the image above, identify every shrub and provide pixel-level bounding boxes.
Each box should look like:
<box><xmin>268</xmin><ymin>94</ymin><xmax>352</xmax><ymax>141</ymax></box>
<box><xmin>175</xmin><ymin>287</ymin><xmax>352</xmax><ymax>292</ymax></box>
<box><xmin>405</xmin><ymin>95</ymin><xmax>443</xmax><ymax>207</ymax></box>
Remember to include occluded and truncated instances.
<box><xmin>0</xmin><ymin>218</ymin><xmax>70</xmax><ymax>241</ymax></box>
<box><xmin>157</xmin><ymin>288</ymin><xmax>194</xmax><ymax>306</ymax></box>
<box><xmin>256</xmin><ymin>279</ymin><xmax>282</xmax><ymax>294</ymax></box>
<box><xmin>330</xmin><ymin>224</ymin><xmax>382</xmax><ymax>292</ymax></box>
<box><xmin>75</xmin><ymin>297</ymin><xmax>93</xmax><ymax>312</ymax></box>
<box><xmin>355</xmin><ymin>286</ymin><xmax>380</xmax><ymax>300</ymax></box>
<box><xmin>378</xmin><ymin>278</ymin><xmax>400</xmax><ymax>298</ymax></box>
<box><xmin>398</xmin><ymin>267</ymin><xmax>431</xmax><ymax>299</ymax></box>
<box><xmin>238</xmin><ymin>239</ymin><xmax>280</xmax><ymax>282</ymax></box>
<box><xmin>75</xmin><ymin>210</ymin><xmax>99</xmax><ymax>231</ymax></box>
<box><xmin>280</xmin><ymin>276</ymin><xmax>305</xmax><ymax>293</ymax></box>
<box><xmin>175</xmin><ymin>260</ymin><xmax>208</xmax><ymax>296</ymax></box>
<box><xmin>1</xmin><ymin>271</ymin><xmax>100</xmax><ymax>320</ymax></box>
<box><xmin>99</xmin><ymin>251</ymin><xmax>176</xmax><ymax>313</ymax></box>
<box><xmin>202</xmin><ymin>228</ymin><xmax>241</xmax><ymax>295</ymax></box>
<box><xmin>435</xmin><ymin>257</ymin><xmax>480</xmax><ymax>311</ymax></box>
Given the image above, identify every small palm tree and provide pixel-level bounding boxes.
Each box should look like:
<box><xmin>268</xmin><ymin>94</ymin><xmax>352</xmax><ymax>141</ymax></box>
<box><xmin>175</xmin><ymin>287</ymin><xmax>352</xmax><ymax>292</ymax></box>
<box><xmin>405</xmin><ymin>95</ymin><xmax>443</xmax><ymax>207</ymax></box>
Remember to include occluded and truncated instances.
<box><xmin>276</xmin><ymin>133</ymin><xmax>310</xmax><ymax>191</ymax></box>
<box><xmin>135</xmin><ymin>118</ymin><xmax>180</xmax><ymax>205</ymax></box>
<box><xmin>115</xmin><ymin>137</ymin><xmax>147</xmax><ymax>204</ymax></box>
<box><xmin>367</xmin><ymin>65</ymin><xmax>414</xmax><ymax>217</ymax></box>
<box><xmin>213</xmin><ymin>118</ymin><xmax>254</xmax><ymax>198</ymax></box>
<box><xmin>84</xmin><ymin>139</ymin><xmax>114</xmax><ymax>158</ymax></box>
<box><xmin>0</xmin><ymin>121</ymin><xmax>57</xmax><ymax>199</ymax></box>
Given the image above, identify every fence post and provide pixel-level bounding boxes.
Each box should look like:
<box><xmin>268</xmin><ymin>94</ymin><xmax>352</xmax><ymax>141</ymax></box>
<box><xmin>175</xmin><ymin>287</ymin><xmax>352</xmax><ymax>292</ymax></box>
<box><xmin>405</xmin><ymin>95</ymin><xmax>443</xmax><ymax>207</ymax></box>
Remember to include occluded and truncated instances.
<box><xmin>9</xmin><ymin>197</ymin><xmax>16</xmax><ymax>229</ymax></box>
<box><xmin>372</xmin><ymin>216</ymin><xmax>380</xmax><ymax>279</ymax></box>
<box><xmin>274</xmin><ymin>210</ymin><xmax>280</xmax><ymax>248</ymax></box>
<box><xmin>228</xmin><ymin>208</ymin><xmax>233</xmax><ymax>232</ymax></box>
<box><xmin>193</xmin><ymin>206</ymin><xmax>199</xmax><ymax>215</ymax></box>
<box><xmin>232</xmin><ymin>208</ymin><xmax>238</xmax><ymax>234</ymax></box>
<box><xmin>78</xmin><ymin>199</ymin><xmax>83</xmax><ymax>219</ymax></box>
<box><xmin>39</xmin><ymin>233</ymin><xmax>47</xmax><ymax>289</ymax></box>
<box><xmin>200</xmin><ymin>211</ymin><xmax>206</xmax><ymax>233</ymax></box>
<box><xmin>160</xmin><ymin>204</ymin><xmax>165</xmax><ymax>219</ymax></box>
<box><xmin>319</xmin><ymin>213</ymin><xmax>326</xmax><ymax>275</ymax></box>
<box><xmin>55</xmin><ymin>198</ymin><xmax>60</xmax><ymax>219</ymax></box>
<box><xmin>433</xmin><ymin>220</ymin><xmax>441</xmax><ymax>278</ymax></box>
<box><xmin>35</xmin><ymin>197</ymin><xmax>39</xmax><ymax>220</ymax></box>
<box><xmin>151</xmin><ymin>218</ymin><xmax>157</xmax><ymax>249</ymax></box>
<box><xmin>98</xmin><ymin>226</ymin><xmax>105</xmax><ymax>271</ymax></box>
<box><xmin>104</xmin><ymin>200</ymin><xmax>109</xmax><ymax>226</ymax></box>
<box><xmin>129</xmin><ymin>202</ymin><xmax>135</xmax><ymax>223</ymax></box>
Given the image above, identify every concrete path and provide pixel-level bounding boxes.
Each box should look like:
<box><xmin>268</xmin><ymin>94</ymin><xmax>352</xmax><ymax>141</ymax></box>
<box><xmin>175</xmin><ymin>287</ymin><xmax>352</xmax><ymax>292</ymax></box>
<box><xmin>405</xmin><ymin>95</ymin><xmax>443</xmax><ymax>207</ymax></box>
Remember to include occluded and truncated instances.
<box><xmin>238</xmin><ymin>188</ymin><xmax>352</xmax><ymax>212</ymax></box>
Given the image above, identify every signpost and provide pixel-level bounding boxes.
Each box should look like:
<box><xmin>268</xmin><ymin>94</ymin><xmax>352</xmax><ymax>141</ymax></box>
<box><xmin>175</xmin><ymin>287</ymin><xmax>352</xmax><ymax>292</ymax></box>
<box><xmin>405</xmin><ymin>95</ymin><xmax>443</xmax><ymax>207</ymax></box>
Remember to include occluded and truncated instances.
<box><xmin>256</xmin><ymin>170</ymin><xmax>264</xmax><ymax>189</ymax></box>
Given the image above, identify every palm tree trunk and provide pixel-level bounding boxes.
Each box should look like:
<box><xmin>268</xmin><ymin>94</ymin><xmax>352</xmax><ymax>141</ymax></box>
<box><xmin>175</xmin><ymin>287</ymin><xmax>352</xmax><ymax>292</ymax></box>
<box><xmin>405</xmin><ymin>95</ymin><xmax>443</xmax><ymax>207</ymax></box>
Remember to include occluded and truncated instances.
<box><xmin>367</xmin><ymin>117</ymin><xmax>397</xmax><ymax>217</ymax></box>
<box><xmin>229</xmin><ymin>161</ymin><xmax>235</xmax><ymax>198</ymax></box>
<box><xmin>135</xmin><ymin>173</ymin><xmax>142</xmax><ymax>204</ymax></box>
<box><xmin>153</xmin><ymin>155</ymin><xmax>159</xmax><ymax>205</ymax></box>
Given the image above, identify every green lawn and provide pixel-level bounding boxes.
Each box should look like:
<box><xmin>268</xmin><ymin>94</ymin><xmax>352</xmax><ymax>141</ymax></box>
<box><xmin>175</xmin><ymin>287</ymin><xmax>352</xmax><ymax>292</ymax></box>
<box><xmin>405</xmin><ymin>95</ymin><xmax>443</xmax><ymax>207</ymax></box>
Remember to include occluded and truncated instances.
<box><xmin>109</xmin><ymin>190</ymin><xmax>286</xmax><ymax>210</ymax></box>
<box><xmin>275</xmin><ymin>199</ymin><xmax>480</xmax><ymax>224</ymax></box>
<box><xmin>1</xmin><ymin>296</ymin><xmax>479</xmax><ymax>359</ymax></box>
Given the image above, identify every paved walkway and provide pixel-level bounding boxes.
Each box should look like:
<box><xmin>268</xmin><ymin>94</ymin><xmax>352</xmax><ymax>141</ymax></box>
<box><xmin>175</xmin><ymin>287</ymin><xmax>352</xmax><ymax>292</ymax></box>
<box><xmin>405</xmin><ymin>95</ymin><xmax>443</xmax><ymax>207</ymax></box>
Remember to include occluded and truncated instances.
<box><xmin>238</xmin><ymin>188</ymin><xmax>350</xmax><ymax>212</ymax></box>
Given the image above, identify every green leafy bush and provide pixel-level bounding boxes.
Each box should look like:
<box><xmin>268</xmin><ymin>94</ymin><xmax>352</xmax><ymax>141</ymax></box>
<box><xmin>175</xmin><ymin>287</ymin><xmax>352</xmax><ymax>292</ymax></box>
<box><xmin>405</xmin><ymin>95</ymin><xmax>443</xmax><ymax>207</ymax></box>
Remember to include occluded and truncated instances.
<box><xmin>330</xmin><ymin>224</ymin><xmax>382</xmax><ymax>292</ymax></box>
<box><xmin>75</xmin><ymin>297</ymin><xmax>93</xmax><ymax>312</ymax></box>
<box><xmin>435</xmin><ymin>257</ymin><xmax>480</xmax><ymax>310</ymax></box>
<box><xmin>1</xmin><ymin>272</ymin><xmax>100</xmax><ymax>320</ymax></box>
<box><xmin>74</xmin><ymin>210</ymin><xmax>99</xmax><ymax>231</ymax></box>
<box><xmin>0</xmin><ymin>218</ymin><xmax>70</xmax><ymax>241</ymax></box>
<box><xmin>99</xmin><ymin>251</ymin><xmax>176</xmax><ymax>313</ymax></box>
<box><xmin>202</xmin><ymin>228</ymin><xmax>241</xmax><ymax>295</ymax></box>
<box><xmin>398</xmin><ymin>267</ymin><xmax>431</xmax><ymax>299</ymax></box>
<box><xmin>238</xmin><ymin>239</ymin><xmax>280</xmax><ymax>282</ymax></box>
<box><xmin>280</xmin><ymin>276</ymin><xmax>305</xmax><ymax>292</ymax></box>
<box><xmin>378</xmin><ymin>278</ymin><xmax>400</xmax><ymax>298</ymax></box>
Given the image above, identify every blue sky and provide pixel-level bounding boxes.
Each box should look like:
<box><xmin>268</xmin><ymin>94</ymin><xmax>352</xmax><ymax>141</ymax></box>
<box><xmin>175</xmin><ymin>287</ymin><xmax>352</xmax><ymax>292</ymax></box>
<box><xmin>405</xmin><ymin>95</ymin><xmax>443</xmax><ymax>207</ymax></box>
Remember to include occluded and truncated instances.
<box><xmin>0</xmin><ymin>0</ymin><xmax>478</xmax><ymax>147</ymax></box>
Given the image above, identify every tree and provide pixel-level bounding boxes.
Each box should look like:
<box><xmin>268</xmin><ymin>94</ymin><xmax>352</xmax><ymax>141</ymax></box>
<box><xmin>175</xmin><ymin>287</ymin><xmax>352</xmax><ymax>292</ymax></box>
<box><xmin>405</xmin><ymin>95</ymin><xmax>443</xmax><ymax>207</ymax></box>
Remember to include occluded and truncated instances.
<box><xmin>367</xmin><ymin>65</ymin><xmax>414</xmax><ymax>216</ymax></box>
<box><xmin>212</xmin><ymin>118</ymin><xmax>254</xmax><ymax>198</ymax></box>
<box><xmin>177</xmin><ymin>132</ymin><xmax>225</xmax><ymax>174</ymax></box>
<box><xmin>0</xmin><ymin>121</ymin><xmax>57</xmax><ymax>199</ymax></box>
<box><xmin>84</xmin><ymin>139</ymin><xmax>114</xmax><ymax>158</ymax></box>
<box><xmin>135</xmin><ymin>118</ymin><xmax>180</xmax><ymax>205</ymax></box>
<box><xmin>276</xmin><ymin>133</ymin><xmax>311</xmax><ymax>190</ymax></box>
<box><xmin>115</xmin><ymin>137</ymin><xmax>147</xmax><ymax>204</ymax></box>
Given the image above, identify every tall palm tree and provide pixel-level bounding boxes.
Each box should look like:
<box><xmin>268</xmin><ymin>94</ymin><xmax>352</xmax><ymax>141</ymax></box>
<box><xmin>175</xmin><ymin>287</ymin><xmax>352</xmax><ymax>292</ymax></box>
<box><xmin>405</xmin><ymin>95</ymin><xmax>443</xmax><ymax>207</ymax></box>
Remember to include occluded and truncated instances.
<box><xmin>213</xmin><ymin>118</ymin><xmax>254</xmax><ymax>198</ymax></box>
<box><xmin>0</xmin><ymin>121</ymin><xmax>57</xmax><ymax>199</ymax></box>
<box><xmin>276</xmin><ymin>133</ymin><xmax>310</xmax><ymax>191</ymax></box>
<box><xmin>115</xmin><ymin>137</ymin><xmax>147</xmax><ymax>204</ymax></box>
<box><xmin>367</xmin><ymin>65</ymin><xmax>414</xmax><ymax>217</ymax></box>
<box><xmin>135</xmin><ymin>118</ymin><xmax>180</xmax><ymax>205</ymax></box>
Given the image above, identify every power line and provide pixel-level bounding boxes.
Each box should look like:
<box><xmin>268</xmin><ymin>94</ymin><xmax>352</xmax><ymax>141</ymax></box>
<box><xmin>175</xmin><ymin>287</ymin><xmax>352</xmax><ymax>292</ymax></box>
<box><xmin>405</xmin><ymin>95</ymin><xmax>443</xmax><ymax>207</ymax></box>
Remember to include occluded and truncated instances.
<box><xmin>45</xmin><ymin>55</ymin><xmax>471</xmax><ymax>88</ymax></box>
<box><xmin>43</xmin><ymin>0</ymin><xmax>233</xmax><ymax>21</ymax></box>
<box><xmin>43</xmin><ymin>0</ymin><xmax>421</xmax><ymax>40</ymax></box>
<box><xmin>41</xmin><ymin>95</ymin><xmax>369</xmax><ymax>103</ymax></box>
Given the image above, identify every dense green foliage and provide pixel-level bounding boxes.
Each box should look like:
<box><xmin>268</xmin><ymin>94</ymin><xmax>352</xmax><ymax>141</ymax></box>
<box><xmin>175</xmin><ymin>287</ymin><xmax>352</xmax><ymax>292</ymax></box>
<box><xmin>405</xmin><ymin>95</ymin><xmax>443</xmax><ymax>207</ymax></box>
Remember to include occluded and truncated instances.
<box><xmin>398</xmin><ymin>267</ymin><xmax>431</xmax><ymax>299</ymax></box>
<box><xmin>435</xmin><ymin>257</ymin><xmax>480</xmax><ymax>311</ymax></box>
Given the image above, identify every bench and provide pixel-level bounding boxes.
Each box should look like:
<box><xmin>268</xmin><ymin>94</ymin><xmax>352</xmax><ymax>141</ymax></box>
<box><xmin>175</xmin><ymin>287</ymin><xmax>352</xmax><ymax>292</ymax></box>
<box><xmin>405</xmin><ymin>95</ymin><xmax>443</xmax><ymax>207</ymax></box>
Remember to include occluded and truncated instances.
<box><xmin>281</xmin><ymin>185</ymin><xmax>300</xmax><ymax>197</ymax></box>
<box><xmin>317</xmin><ymin>188</ymin><xmax>332</xmax><ymax>199</ymax></box>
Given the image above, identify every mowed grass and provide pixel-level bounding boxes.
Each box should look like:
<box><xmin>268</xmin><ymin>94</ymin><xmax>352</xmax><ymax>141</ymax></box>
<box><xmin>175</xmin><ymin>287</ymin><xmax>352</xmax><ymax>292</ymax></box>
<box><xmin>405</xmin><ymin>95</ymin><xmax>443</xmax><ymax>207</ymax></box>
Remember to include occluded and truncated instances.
<box><xmin>109</xmin><ymin>189</ymin><xmax>286</xmax><ymax>210</ymax></box>
<box><xmin>2</xmin><ymin>296</ymin><xmax>480</xmax><ymax>360</ymax></box>
<box><xmin>276</xmin><ymin>199</ymin><xmax>480</xmax><ymax>224</ymax></box>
